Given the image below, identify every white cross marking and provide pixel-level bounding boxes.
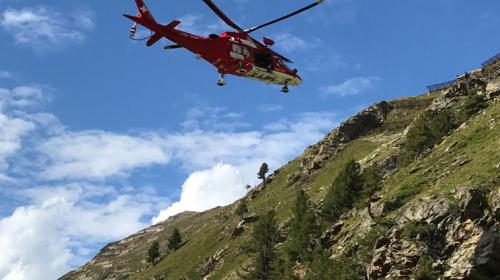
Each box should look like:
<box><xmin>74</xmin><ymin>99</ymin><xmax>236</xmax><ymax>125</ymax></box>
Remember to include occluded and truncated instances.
<box><xmin>140</xmin><ymin>5</ymin><xmax>148</xmax><ymax>14</ymax></box>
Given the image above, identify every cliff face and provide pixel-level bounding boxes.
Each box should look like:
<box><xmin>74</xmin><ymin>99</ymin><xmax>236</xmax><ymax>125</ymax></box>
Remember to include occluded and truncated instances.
<box><xmin>61</xmin><ymin>59</ymin><xmax>500</xmax><ymax>280</ymax></box>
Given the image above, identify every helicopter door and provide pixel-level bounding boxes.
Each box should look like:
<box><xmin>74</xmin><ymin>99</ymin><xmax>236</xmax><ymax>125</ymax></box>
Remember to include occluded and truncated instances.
<box><xmin>254</xmin><ymin>52</ymin><xmax>272</xmax><ymax>69</ymax></box>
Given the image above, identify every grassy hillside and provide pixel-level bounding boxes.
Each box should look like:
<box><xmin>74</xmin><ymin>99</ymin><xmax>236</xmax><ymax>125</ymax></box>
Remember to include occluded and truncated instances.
<box><xmin>61</xmin><ymin>70</ymin><xmax>500</xmax><ymax>280</ymax></box>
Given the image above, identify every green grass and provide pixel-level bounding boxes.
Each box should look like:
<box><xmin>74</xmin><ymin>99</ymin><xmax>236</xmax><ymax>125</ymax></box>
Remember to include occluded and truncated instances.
<box><xmin>381</xmin><ymin>100</ymin><xmax>499</xmax><ymax>212</ymax></box>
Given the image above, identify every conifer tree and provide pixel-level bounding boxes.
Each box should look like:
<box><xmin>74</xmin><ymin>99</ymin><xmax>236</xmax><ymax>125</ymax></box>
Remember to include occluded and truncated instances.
<box><xmin>274</xmin><ymin>256</ymin><xmax>298</xmax><ymax>280</ymax></box>
<box><xmin>321</xmin><ymin>160</ymin><xmax>363</xmax><ymax>223</ymax></box>
<box><xmin>167</xmin><ymin>228</ymin><xmax>182</xmax><ymax>251</ymax></box>
<box><xmin>257</xmin><ymin>162</ymin><xmax>269</xmax><ymax>184</ymax></box>
<box><xmin>147</xmin><ymin>240</ymin><xmax>160</xmax><ymax>265</ymax></box>
<box><xmin>244</xmin><ymin>210</ymin><xmax>279</xmax><ymax>280</ymax></box>
<box><xmin>285</xmin><ymin>189</ymin><xmax>319</xmax><ymax>263</ymax></box>
<box><xmin>360</xmin><ymin>164</ymin><xmax>383</xmax><ymax>201</ymax></box>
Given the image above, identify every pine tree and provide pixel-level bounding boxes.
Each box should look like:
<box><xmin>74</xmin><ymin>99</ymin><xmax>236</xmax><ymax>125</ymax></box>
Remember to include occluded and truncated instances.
<box><xmin>167</xmin><ymin>228</ymin><xmax>182</xmax><ymax>251</ymax></box>
<box><xmin>147</xmin><ymin>240</ymin><xmax>160</xmax><ymax>265</ymax></box>
<box><xmin>360</xmin><ymin>164</ymin><xmax>383</xmax><ymax>201</ymax></box>
<box><xmin>244</xmin><ymin>210</ymin><xmax>279</xmax><ymax>280</ymax></box>
<box><xmin>235</xmin><ymin>199</ymin><xmax>249</xmax><ymax>220</ymax></box>
<box><xmin>257</xmin><ymin>162</ymin><xmax>269</xmax><ymax>184</ymax></box>
<box><xmin>285</xmin><ymin>189</ymin><xmax>319</xmax><ymax>263</ymax></box>
<box><xmin>321</xmin><ymin>160</ymin><xmax>363</xmax><ymax>223</ymax></box>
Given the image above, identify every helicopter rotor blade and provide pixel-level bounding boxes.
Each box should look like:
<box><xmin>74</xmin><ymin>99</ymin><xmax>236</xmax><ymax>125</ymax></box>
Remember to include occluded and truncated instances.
<box><xmin>245</xmin><ymin>0</ymin><xmax>324</xmax><ymax>34</ymax></box>
<box><xmin>164</xmin><ymin>44</ymin><xmax>182</xmax><ymax>50</ymax></box>
<box><xmin>202</xmin><ymin>0</ymin><xmax>244</xmax><ymax>32</ymax></box>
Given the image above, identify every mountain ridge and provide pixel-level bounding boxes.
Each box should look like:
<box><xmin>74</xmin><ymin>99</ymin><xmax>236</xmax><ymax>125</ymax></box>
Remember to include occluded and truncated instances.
<box><xmin>61</xmin><ymin>56</ymin><xmax>500</xmax><ymax>280</ymax></box>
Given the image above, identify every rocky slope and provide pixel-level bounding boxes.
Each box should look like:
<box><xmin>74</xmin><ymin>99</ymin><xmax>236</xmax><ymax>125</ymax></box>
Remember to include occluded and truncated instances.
<box><xmin>61</xmin><ymin>57</ymin><xmax>500</xmax><ymax>280</ymax></box>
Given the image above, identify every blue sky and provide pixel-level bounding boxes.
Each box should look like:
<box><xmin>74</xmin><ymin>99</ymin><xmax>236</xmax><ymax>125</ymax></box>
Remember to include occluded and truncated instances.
<box><xmin>0</xmin><ymin>0</ymin><xmax>499</xmax><ymax>278</ymax></box>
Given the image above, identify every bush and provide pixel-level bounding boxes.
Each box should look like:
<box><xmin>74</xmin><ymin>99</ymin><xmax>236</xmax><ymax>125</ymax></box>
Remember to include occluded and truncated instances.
<box><xmin>403</xmin><ymin>221</ymin><xmax>436</xmax><ymax>240</ymax></box>
<box><xmin>428</xmin><ymin>109</ymin><xmax>457</xmax><ymax>141</ymax></box>
<box><xmin>456</xmin><ymin>92</ymin><xmax>488</xmax><ymax>123</ymax></box>
<box><xmin>400</xmin><ymin>108</ymin><xmax>457</xmax><ymax>167</ymax></box>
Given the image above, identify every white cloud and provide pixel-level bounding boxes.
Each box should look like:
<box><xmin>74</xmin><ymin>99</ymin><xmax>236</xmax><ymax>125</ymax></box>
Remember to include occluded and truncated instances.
<box><xmin>167</xmin><ymin>112</ymin><xmax>336</xmax><ymax>171</ymax></box>
<box><xmin>181</xmin><ymin>106</ymin><xmax>249</xmax><ymax>131</ymax></box>
<box><xmin>0</xmin><ymin>185</ymin><xmax>156</xmax><ymax>280</ymax></box>
<box><xmin>0</xmin><ymin>7</ymin><xmax>94</xmax><ymax>51</ymax></box>
<box><xmin>153</xmin><ymin>112</ymin><xmax>337</xmax><ymax>222</ymax></box>
<box><xmin>178</xmin><ymin>14</ymin><xmax>226</xmax><ymax>35</ymax></box>
<box><xmin>0</xmin><ymin>86</ymin><xmax>43</xmax><ymax>180</ymax></box>
<box><xmin>153</xmin><ymin>163</ymin><xmax>245</xmax><ymax>223</ymax></box>
<box><xmin>0</xmin><ymin>113</ymin><xmax>34</xmax><ymax>170</ymax></box>
<box><xmin>73</xmin><ymin>10</ymin><xmax>95</xmax><ymax>30</ymax></box>
<box><xmin>0</xmin><ymin>86</ymin><xmax>49</xmax><ymax>111</ymax></box>
<box><xmin>321</xmin><ymin>76</ymin><xmax>381</xmax><ymax>97</ymax></box>
<box><xmin>273</xmin><ymin>33</ymin><xmax>309</xmax><ymax>53</ymax></box>
<box><xmin>38</xmin><ymin>131</ymin><xmax>169</xmax><ymax>180</ymax></box>
<box><xmin>0</xmin><ymin>197</ymin><xmax>73</xmax><ymax>280</ymax></box>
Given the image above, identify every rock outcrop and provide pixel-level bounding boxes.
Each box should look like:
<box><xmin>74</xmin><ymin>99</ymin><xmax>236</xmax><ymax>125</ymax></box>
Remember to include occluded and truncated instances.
<box><xmin>365</xmin><ymin>187</ymin><xmax>500</xmax><ymax>280</ymax></box>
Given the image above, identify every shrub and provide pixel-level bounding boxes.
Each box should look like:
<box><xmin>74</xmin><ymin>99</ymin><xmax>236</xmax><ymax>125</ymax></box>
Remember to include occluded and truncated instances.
<box><xmin>428</xmin><ymin>109</ymin><xmax>456</xmax><ymax>141</ymax></box>
<box><xmin>456</xmin><ymin>92</ymin><xmax>488</xmax><ymax>123</ymax></box>
<box><xmin>400</xmin><ymin>108</ymin><xmax>457</xmax><ymax>167</ymax></box>
<box><xmin>413</xmin><ymin>256</ymin><xmax>438</xmax><ymax>280</ymax></box>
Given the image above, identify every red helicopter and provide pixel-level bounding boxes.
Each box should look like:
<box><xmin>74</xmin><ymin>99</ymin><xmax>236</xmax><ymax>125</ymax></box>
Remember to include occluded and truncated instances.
<box><xmin>124</xmin><ymin>0</ymin><xmax>324</xmax><ymax>93</ymax></box>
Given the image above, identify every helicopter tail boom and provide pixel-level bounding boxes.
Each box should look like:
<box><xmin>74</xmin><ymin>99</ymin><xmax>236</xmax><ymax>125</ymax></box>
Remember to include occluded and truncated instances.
<box><xmin>124</xmin><ymin>0</ymin><xmax>182</xmax><ymax>47</ymax></box>
<box><xmin>145</xmin><ymin>20</ymin><xmax>181</xmax><ymax>47</ymax></box>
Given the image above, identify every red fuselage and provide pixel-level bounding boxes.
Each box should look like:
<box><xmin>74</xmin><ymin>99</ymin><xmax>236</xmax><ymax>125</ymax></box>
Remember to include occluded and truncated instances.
<box><xmin>162</xmin><ymin>29</ymin><xmax>302</xmax><ymax>86</ymax></box>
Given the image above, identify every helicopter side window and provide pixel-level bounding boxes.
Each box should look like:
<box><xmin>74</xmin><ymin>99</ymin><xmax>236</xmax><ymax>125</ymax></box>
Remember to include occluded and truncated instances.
<box><xmin>232</xmin><ymin>44</ymin><xmax>242</xmax><ymax>54</ymax></box>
